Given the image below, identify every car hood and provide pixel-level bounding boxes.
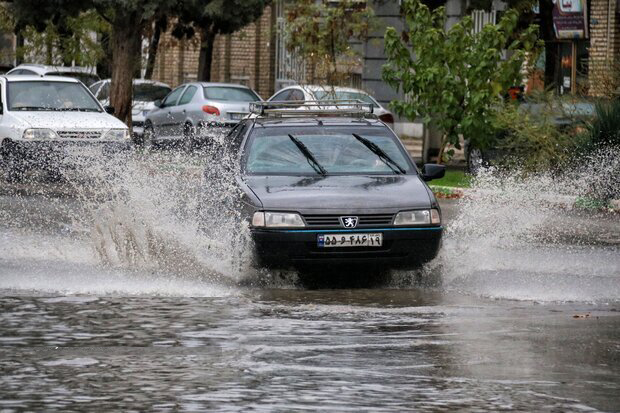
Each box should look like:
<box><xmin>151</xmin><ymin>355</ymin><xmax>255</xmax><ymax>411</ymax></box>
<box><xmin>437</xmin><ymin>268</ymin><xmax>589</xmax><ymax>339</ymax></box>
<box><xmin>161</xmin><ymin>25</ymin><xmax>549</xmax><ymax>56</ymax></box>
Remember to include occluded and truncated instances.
<box><xmin>12</xmin><ymin>111</ymin><xmax>127</xmax><ymax>130</ymax></box>
<box><xmin>244</xmin><ymin>174</ymin><xmax>432</xmax><ymax>211</ymax></box>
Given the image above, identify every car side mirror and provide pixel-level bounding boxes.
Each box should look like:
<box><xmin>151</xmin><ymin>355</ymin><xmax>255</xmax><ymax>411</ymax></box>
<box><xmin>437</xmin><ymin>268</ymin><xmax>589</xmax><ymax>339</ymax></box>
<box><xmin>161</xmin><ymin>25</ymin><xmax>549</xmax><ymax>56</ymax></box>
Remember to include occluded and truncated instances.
<box><xmin>104</xmin><ymin>106</ymin><xmax>115</xmax><ymax>114</ymax></box>
<box><xmin>154</xmin><ymin>99</ymin><xmax>162</xmax><ymax>108</ymax></box>
<box><xmin>421</xmin><ymin>164</ymin><xmax>446</xmax><ymax>181</ymax></box>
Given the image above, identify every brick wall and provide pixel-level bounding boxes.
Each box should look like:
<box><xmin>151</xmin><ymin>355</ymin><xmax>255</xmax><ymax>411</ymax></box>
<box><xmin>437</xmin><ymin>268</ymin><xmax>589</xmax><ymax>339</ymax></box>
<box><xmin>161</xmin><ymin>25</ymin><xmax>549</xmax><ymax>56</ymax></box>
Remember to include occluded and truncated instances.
<box><xmin>210</xmin><ymin>4</ymin><xmax>275</xmax><ymax>99</ymax></box>
<box><xmin>151</xmin><ymin>5</ymin><xmax>275</xmax><ymax>98</ymax></box>
<box><xmin>588</xmin><ymin>0</ymin><xmax>620</xmax><ymax>96</ymax></box>
<box><xmin>151</xmin><ymin>29</ymin><xmax>201</xmax><ymax>88</ymax></box>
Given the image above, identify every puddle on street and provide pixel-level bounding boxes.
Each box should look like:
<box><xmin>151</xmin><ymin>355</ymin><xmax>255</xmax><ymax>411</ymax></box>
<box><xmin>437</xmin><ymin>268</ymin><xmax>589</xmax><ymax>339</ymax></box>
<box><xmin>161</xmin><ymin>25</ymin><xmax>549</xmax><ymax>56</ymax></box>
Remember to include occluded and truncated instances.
<box><xmin>0</xmin><ymin>147</ymin><xmax>619</xmax><ymax>411</ymax></box>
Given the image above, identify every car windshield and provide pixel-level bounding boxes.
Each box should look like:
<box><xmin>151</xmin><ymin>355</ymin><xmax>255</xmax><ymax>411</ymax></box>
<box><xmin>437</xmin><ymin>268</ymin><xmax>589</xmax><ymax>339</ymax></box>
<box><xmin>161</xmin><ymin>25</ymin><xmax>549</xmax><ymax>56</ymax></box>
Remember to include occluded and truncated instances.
<box><xmin>203</xmin><ymin>86</ymin><xmax>259</xmax><ymax>102</ymax></box>
<box><xmin>8</xmin><ymin>81</ymin><xmax>102</xmax><ymax>112</ymax></box>
<box><xmin>246</xmin><ymin>126</ymin><xmax>412</xmax><ymax>175</ymax></box>
<box><xmin>313</xmin><ymin>90</ymin><xmax>378</xmax><ymax>108</ymax></box>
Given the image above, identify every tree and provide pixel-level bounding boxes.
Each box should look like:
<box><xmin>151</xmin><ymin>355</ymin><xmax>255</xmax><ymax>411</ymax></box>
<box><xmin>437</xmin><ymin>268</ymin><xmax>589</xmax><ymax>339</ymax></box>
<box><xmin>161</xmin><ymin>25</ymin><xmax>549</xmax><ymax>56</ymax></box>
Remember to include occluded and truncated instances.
<box><xmin>174</xmin><ymin>0</ymin><xmax>269</xmax><ymax>82</ymax></box>
<box><xmin>14</xmin><ymin>10</ymin><xmax>108</xmax><ymax>68</ymax></box>
<box><xmin>10</xmin><ymin>0</ymin><xmax>179</xmax><ymax>126</ymax></box>
<box><xmin>284</xmin><ymin>0</ymin><xmax>375</xmax><ymax>86</ymax></box>
<box><xmin>382</xmin><ymin>0</ymin><xmax>541</xmax><ymax>162</ymax></box>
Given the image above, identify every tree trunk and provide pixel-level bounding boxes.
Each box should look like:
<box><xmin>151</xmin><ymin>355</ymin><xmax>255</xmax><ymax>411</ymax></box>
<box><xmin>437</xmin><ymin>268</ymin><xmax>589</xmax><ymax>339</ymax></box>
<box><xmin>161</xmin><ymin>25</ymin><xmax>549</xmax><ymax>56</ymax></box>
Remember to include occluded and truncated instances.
<box><xmin>110</xmin><ymin>15</ymin><xmax>142</xmax><ymax>126</ymax></box>
<box><xmin>144</xmin><ymin>18</ymin><xmax>165</xmax><ymax>80</ymax></box>
<box><xmin>197</xmin><ymin>26</ymin><xmax>216</xmax><ymax>82</ymax></box>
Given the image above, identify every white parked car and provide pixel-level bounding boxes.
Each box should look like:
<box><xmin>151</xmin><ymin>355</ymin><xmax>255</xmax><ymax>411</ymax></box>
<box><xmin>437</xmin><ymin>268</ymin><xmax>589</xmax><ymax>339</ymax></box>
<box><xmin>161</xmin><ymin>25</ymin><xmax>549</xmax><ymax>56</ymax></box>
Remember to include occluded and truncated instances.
<box><xmin>0</xmin><ymin>75</ymin><xmax>130</xmax><ymax>182</ymax></box>
<box><xmin>89</xmin><ymin>79</ymin><xmax>171</xmax><ymax>141</ymax></box>
<box><xmin>267</xmin><ymin>85</ymin><xmax>395</xmax><ymax>129</ymax></box>
<box><xmin>7</xmin><ymin>64</ymin><xmax>101</xmax><ymax>87</ymax></box>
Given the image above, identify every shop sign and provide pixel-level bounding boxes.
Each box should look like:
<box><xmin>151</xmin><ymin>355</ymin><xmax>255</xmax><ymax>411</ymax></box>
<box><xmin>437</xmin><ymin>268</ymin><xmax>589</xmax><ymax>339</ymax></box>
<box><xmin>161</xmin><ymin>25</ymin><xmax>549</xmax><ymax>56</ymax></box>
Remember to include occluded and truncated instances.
<box><xmin>552</xmin><ymin>0</ymin><xmax>588</xmax><ymax>39</ymax></box>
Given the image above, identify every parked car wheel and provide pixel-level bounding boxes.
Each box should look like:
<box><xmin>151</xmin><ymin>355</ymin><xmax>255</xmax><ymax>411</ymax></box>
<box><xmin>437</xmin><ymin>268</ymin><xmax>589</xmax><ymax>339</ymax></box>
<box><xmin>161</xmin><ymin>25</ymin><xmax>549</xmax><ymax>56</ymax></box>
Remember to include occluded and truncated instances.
<box><xmin>143</xmin><ymin>123</ymin><xmax>155</xmax><ymax>152</ymax></box>
<box><xmin>183</xmin><ymin>122</ymin><xmax>195</xmax><ymax>153</ymax></box>
<box><xmin>466</xmin><ymin>146</ymin><xmax>486</xmax><ymax>175</ymax></box>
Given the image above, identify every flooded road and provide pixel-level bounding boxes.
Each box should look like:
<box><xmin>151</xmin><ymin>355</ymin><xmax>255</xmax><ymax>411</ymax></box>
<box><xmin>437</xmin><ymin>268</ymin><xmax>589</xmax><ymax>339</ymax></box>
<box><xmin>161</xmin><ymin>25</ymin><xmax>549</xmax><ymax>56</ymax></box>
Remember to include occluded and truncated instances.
<box><xmin>1</xmin><ymin>152</ymin><xmax>619</xmax><ymax>411</ymax></box>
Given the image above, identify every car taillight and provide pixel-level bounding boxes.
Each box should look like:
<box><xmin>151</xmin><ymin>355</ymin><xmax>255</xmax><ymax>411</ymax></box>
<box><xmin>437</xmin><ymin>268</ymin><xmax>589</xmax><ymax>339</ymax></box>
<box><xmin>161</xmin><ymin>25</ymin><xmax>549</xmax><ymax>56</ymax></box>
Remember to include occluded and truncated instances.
<box><xmin>379</xmin><ymin>113</ymin><xmax>394</xmax><ymax>124</ymax></box>
<box><xmin>202</xmin><ymin>105</ymin><xmax>220</xmax><ymax>116</ymax></box>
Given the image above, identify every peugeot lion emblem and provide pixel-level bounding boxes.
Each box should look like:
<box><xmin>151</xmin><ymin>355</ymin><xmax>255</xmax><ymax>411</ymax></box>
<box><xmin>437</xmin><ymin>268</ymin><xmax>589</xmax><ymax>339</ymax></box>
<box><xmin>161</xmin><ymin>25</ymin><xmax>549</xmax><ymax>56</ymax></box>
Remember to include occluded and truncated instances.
<box><xmin>340</xmin><ymin>216</ymin><xmax>359</xmax><ymax>228</ymax></box>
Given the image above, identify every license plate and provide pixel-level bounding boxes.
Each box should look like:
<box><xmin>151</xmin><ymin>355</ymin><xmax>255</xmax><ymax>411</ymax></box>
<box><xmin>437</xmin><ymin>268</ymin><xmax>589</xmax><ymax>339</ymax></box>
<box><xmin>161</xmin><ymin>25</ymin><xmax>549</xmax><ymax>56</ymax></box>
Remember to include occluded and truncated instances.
<box><xmin>229</xmin><ymin>112</ymin><xmax>246</xmax><ymax>120</ymax></box>
<box><xmin>65</xmin><ymin>145</ymin><xmax>102</xmax><ymax>158</ymax></box>
<box><xmin>318</xmin><ymin>233</ymin><xmax>383</xmax><ymax>248</ymax></box>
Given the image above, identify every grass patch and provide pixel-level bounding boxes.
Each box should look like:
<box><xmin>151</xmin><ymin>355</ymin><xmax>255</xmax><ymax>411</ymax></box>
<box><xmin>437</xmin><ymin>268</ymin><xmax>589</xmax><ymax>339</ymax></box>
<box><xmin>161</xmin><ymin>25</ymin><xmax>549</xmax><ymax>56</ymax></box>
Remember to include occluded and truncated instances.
<box><xmin>430</xmin><ymin>169</ymin><xmax>472</xmax><ymax>188</ymax></box>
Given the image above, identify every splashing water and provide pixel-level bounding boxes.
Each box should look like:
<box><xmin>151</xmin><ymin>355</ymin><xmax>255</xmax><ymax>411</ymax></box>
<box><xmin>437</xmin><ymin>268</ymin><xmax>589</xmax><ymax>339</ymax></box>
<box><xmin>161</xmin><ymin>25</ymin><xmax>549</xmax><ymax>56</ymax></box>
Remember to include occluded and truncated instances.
<box><xmin>431</xmin><ymin>147</ymin><xmax>620</xmax><ymax>302</ymax></box>
<box><xmin>55</xmin><ymin>136</ymin><xmax>257</xmax><ymax>286</ymax></box>
<box><xmin>1</xmin><ymin>134</ymin><xmax>618</xmax><ymax>298</ymax></box>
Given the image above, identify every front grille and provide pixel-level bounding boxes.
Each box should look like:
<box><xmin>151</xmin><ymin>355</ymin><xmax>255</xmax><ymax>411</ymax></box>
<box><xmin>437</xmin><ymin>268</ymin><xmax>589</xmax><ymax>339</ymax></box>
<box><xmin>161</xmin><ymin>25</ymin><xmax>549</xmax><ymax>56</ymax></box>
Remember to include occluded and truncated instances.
<box><xmin>302</xmin><ymin>214</ymin><xmax>394</xmax><ymax>228</ymax></box>
<box><xmin>132</xmin><ymin>121</ymin><xmax>145</xmax><ymax>128</ymax></box>
<box><xmin>56</xmin><ymin>130</ymin><xmax>103</xmax><ymax>139</ymax></box>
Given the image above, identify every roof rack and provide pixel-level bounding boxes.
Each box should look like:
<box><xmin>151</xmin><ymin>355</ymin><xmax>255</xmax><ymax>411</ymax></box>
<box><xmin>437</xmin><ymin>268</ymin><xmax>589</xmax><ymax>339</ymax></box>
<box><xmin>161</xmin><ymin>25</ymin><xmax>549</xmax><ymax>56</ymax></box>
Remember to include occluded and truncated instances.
<box><xmin>249</xmin><ymin>100</ymin><xmax>374</xmax><ymax>118</ymax></box>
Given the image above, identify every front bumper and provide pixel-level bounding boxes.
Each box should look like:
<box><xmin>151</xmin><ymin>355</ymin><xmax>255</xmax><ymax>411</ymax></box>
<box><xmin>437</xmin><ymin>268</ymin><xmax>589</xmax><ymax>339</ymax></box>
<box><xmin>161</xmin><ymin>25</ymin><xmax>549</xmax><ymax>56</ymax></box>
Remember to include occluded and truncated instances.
<box><xmin>3</xmin><ymin>139</ymin><xmax>131</xmax><ymax>167</ymax></box>
<box><xmin>251</xmin><ymin>226</ymin><xmax>442</xmax><ymax>270</ymax></box>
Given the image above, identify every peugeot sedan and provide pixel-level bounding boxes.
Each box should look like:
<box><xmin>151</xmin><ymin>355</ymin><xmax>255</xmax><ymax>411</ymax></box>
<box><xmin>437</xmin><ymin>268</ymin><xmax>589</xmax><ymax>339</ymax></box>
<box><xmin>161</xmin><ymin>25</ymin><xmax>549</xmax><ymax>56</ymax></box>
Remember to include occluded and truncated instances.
<box><xmin>267</xmin><ymin>85</ymin><xmax>395</xmax><ymax>129</ymax></box>
<box><xmin>89</xmin><ymin>79</ymin><xmax>171</xmax><ymax>141</ymax></box>
<box><xmin>144</xmin><ymin>82</ymin><xmax>262</xmax><ymax>148</ymax></box>
<box><xmin>224</xmin><ymin>102</ymin><xmax>445</xmax><ymax>270</ymax></box>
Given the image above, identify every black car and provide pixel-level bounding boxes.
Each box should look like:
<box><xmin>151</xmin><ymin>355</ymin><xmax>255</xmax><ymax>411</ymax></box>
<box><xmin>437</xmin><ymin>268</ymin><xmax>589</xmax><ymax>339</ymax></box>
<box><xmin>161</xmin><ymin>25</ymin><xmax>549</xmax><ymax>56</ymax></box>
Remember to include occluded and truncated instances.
<box><xmin>224</xmin><ymin>101</ymin><xmax>446</xmax><ymax>270</ymax></box>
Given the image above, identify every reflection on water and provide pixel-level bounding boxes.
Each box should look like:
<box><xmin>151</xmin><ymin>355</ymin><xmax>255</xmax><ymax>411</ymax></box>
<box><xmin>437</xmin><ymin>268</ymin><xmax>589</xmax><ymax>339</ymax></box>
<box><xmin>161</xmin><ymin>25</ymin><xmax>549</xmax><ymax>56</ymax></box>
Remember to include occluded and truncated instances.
<box><xmin>1</xmin><ymin>291</ymin><xmax>618</xmax><ymax>412</ymax></box>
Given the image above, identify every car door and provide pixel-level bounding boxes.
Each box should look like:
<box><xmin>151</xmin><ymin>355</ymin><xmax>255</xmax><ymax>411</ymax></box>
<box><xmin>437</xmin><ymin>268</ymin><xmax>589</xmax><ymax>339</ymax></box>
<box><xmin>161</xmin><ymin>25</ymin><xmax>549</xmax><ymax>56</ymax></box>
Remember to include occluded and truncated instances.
<box><xmin>172</xmin><ymin>84</ymin><xmax>198</xmax><ymax>135</ymax></box>
<box><xmin>151</xmin><ymin>85</ymin><xmax>185</xmax><ymax>138</ymax></box>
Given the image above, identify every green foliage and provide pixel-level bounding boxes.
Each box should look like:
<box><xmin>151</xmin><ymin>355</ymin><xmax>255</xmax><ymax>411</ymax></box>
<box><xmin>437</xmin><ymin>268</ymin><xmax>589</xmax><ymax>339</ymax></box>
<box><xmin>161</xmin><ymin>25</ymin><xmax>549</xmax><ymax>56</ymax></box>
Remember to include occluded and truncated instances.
<box><xmin>382</xmin><ymin>0</ymin><xmax>541</xmax><ymax>162</ymax></box>
<box><xmin>284</xmin><ymin>0</ymin><xmax>375</xmax><ymax>86</ymax></box>
<box><xmin>16</xmin><ymin>11</ymin><xmax>109</xmax><ymax>67</ymax></box>
<box><xmin>488</xmin><ymin>102</ymin><xmax>576</xmax><ymax>172</ymax></box>
<box><xmin>586</xmin><ymin>99</ymin><xmax>620</xmax><ymax>149</ymax></box>
<box><xmin>175</xmin><ymin>0</ymin><xmax>269</xmax><ymax>37</ymax></box>
<box><xmin>429</xmin><ymin>169</ymin><xmax>472</xmax><ymax>188</ymax></box>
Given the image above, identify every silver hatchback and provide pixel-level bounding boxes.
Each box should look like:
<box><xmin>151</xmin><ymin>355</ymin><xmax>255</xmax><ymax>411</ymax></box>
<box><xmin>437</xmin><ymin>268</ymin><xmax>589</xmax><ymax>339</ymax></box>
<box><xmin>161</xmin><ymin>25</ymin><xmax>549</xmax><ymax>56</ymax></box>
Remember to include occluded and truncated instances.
<box><xmin>144</xmin><ymin>82</ymin><xmax>262</xmax><ymax>148</ymax></box>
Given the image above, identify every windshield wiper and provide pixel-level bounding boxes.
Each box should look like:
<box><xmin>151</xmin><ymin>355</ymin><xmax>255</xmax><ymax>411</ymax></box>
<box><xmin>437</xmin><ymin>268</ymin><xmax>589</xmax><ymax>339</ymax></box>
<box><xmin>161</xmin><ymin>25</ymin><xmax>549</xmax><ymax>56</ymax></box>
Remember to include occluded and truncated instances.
<box><xmin>11</xmin><ymin>106</ymin><xmax>47</xmax><ymax>111</ymax></box>
<box><xmin>56</xmin><ymin>108</ymin><xmax>100</xmax><ymax>112</ymax></box>
<box><xmin>288</xmin><ymin>134</ymin><xmax>327</xmax><ymax>175</ymax></box>
<box><xmin>352</xmin><ymin>133</ymin><xmax>406</xmax><ymax>174</ymax></box>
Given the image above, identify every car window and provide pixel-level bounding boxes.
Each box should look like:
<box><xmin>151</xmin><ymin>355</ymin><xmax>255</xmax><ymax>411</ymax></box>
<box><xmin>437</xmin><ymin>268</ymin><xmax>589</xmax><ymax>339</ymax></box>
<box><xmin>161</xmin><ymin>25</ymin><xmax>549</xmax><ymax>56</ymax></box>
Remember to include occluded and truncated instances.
<box><xmin>313</xmin><ymin>90</ymin><xmax>378</xmax><ymax>108</ymax></box>
<box><xmin>203</xmin><ymin>86</ymin><xmax>259</xmax><ymax>102</ymax></box>
<box><xmin>161</xmin><ymin>86</ymin><xmax>185</xmax><ymax>108</ymax></box>
<box><xmin>49</xmin><ymin>72</ymin><xmax>100</xmax><ymax>87</ymax></box>
<box><xmin>269</xmin><ymin>90</ymin><xmax>291</xmax><ymax>101</ymax></box>
<box><xmin>178</xmin><ymin>85</ymin><xmax>197</xmax><ymax>105</ymax></box>
<box><xmin>89</xmin><ymin>81</ymin><xmax>102</xmax><ymax>96</ymax></box>
<box><xmin>7</xmin><ymin>81</ymin><xmax>102</xmax><ymax>112</ymax></box>
<box><xmin>245</xmin><ymin>126</ymin><xmax>412</xmax><ymax>175</ymax></box>
<box><xmin>288</xmin><ymin>89</ymin><xmax>305</xmax><ymax>101</ymax></box>
<box><xmin>134</xmin><ymin>83</ymin><xmax>171</xmax><ymax>102</ymax></box>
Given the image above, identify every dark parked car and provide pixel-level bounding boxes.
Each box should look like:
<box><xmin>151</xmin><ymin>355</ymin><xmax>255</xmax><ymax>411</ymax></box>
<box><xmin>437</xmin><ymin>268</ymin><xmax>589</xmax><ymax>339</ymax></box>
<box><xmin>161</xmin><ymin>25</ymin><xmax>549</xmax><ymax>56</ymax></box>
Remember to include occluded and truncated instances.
<box><xmin>223</xmin><ymin>101</ymin><xmax>445</xmax><ymax>271</ymax></box>
<box><xmin>465</xmin><ymin>99</ymin><xmax>596</xmax><ymax>173</ymax></box>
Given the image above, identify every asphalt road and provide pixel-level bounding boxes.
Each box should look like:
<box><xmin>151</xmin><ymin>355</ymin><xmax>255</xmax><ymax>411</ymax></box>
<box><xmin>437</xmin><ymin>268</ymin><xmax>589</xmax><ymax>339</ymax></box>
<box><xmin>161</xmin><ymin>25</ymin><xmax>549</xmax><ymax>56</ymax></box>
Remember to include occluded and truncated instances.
<box><xmin>0</xmin><ymin>162</ymin><xmax>619</xmax><ymax>412</ymax></box>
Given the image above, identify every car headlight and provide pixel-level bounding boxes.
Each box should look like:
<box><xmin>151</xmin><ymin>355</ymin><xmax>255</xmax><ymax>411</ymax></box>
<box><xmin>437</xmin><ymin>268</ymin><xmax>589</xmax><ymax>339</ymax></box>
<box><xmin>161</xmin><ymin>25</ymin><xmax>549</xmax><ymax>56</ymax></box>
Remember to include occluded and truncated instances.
<box><xmin>393</xmin><ymin>209</ymin><xmax>440</xmax><ymax>226</ymax></box>
<box><xmin>252</xmin><ymin>211</ymin><xmax>305</xmax><ymax>228</ymax></box>
<box><xmin>103</xmin><ymin>128</ymin><xmax>130</xmax><ymax>140</ymax></box>
<box><xmin>22</xmin><ymin>128</ymin><xmax>58</xmax><ymax>140</ymax></box>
